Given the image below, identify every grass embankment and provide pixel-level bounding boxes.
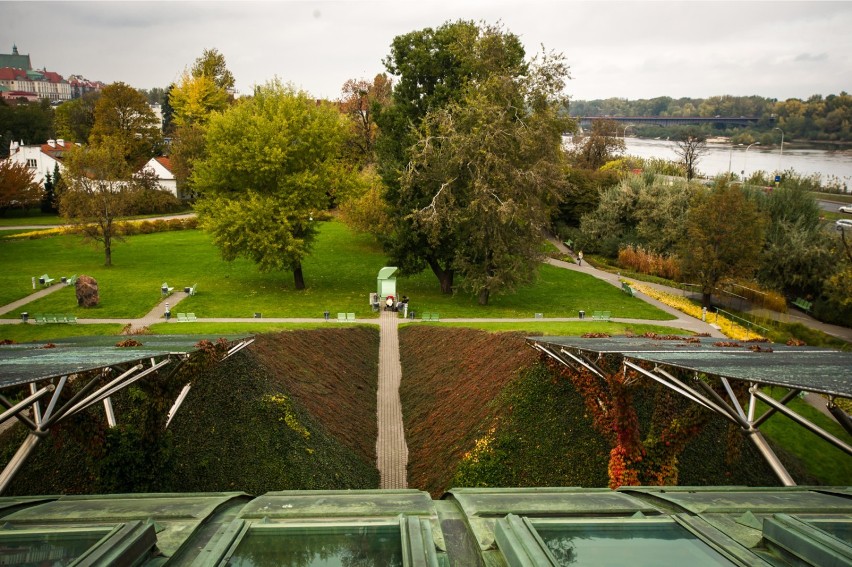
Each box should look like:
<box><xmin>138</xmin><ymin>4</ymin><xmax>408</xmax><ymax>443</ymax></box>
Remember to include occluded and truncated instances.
<box><xmin>3</xmin><ymin>328</ymin><xmax>380</xmax><ymax>495</ymax></box>
<box><xmin>414</xmin><ymin>321</ymin><xmax>690</xmax><ymax>336</ymax></box>
<box><xmin>399</xmin><ymin>327</ymin><xmax>786</xmax><ymax>498</ymax></box>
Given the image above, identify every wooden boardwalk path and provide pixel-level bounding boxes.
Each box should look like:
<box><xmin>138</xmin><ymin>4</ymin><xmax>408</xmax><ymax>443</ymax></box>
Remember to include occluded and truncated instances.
<box><xmin>376</xmin><ymin>308</ymin><xmax>408</xmax><ymax>488</ymax></box>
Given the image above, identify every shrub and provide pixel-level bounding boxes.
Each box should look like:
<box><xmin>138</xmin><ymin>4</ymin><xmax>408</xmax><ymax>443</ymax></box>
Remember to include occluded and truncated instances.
<box><xmin>618</xmin><ymin>245</ymin><xmax>681</xmax><ymax>280</ymax></box>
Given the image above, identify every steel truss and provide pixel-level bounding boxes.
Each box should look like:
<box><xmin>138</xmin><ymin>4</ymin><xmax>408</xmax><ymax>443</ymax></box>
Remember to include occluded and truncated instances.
<box><xmin>0</xmin><ymin>337</ymin><xmax>255</xmax><ymax>494</ymax></box>
<box><xmin>532</xmin><ymin>341</ymin><xmax>851</xmax><ymax>487</ymax></box>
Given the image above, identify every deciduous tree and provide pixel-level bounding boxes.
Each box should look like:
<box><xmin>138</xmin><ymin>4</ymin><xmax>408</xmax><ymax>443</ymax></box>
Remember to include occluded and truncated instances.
<box><xmin>169</xmin><ymin>72</ymin><xmax>229</xmax><ymax>128</ymax></box>
<box><xmin>375</xmin><ymin>20</ymin><xmax>530</xmax><ymax>293</ymax></box>
<box><xmin>54</xmin><ymin>91</ymin><xmax>100</xmax><ymax>143</ymax></box>
<box><xmin>90</xmin><ymin>82</ymin><xmax>162</xmax><ymax>167</ymax></box>
<box><xmin>193</xmin><ymin>81</ymin><xmax>356</xmax><ymax>290</ymax></box>
<box><xmin>59</xmin><ymin>138</ymin><xmax>138</xmax><ymax>266</ymax></box>
<box><xmin>339</xmin><ymin>74</ymin><xmax>392</xmax><ymax>167</ymax></box>
<box><xmin>673</xmin><ymin>130</ymin><xmax>708</xmax><ymax>180</ymax></box>
<box><xmin>679</xmin><ymin>182</ymin><xmax>767</xmax><ymax>307</ymax></box>
<box><xmin>191</xmin><ymin>48</ymin><xmax>235</xmax><ymax>92</ymax></box>
<box><xmin>569</xmin><ymin>118</ymin><xmax>625</xmax><ymax>170</ymax></box>
<box><xmin>0</xmin><ymin>159</ymin><xmax>41</xmax><ymax>213</ymax></box>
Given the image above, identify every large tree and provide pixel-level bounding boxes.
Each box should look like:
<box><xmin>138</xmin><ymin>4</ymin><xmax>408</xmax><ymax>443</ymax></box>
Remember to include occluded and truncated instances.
<box><xmin>679</xmin><ymin>182</ymin><xmax>767</xmax><ymax>307</ymax></box>
<box><xmin>402</xmin><ymin>54</ymin><xmax>571</xmax><ymax>304</ymax></box>
<box><xmin>59</xmin><ymin>138</ymin><xmax>140</xmax><ymax>266</ymax></box>
<box><xmin>192</xmin><ymin>81</ymin><xmax>356</xmax><ymax>290</ymax></box>
<box><xmin>375</xmin><ymin>20</ymin><xmax>529</xmax><ymax>293</ymax></box>
<box><xmin>0</xmin><ymin>99</ymin><xmax>54</xmax><ymax>157</ymax></box>
<box><xmin>90</xmin><ymin>82</ymin><xmax>162</xmax><ymax>167</ymax></box>
<box><xmin>169</xmin><ymin>72</ymin><xmax>229</xmax><ymax>128</ymax></box>
<box><xmin>54</xmin><ymin>91</ymin><xmax>100</xmax><ymax>143</ymax></box>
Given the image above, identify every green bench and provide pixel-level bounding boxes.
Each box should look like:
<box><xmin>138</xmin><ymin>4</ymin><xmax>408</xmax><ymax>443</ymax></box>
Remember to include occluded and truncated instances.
<box><xmin>420</xmin><ymin>313</ymin><xmax>440</xmax><ymax>321</ymax></box>
<box><xmin>176</xmin><ymin>313</ymin><xmax>188</xmax><ymax>322</ymax></box>
<box><xmin>336</xmin><ymin>313</ymin><xmax>356</xmax><ymax>322</ymax></box>
<box><xmin>32</xmin><ymin>313</ymin><xmax>76</xmax><ymax>324</ymax></box>
<box><xmin>66</xmin><ymin>274</ymin><xmax>78</xmax><ymax>286</ymax></box>
<box><xmin>161</xmin><ymin>282</ymin><xmax>174</xmax><ymax>296</ymax></box>
<box><xmin>38</xmin><ymin>274</ymin><xmax>55</xmax><ymax>287</ymax></box>
<box><xmin>621</xmin><ymin>282</ymin><xmax>635</xmax><ymax>297</ymax></box>
<box><xmin>592</xmin><ymin>311</ymin><xmax>611</xmax><ymax>321</ymax></box>
<box><xmin>792</xmin><ymin>298</ymin><xmax>812</xmax><ymax>313</ymax></box>
<box><xmin>185</xmin><ymin>283</ymin><xmax>198</xmax><ymax>296</ymax></box>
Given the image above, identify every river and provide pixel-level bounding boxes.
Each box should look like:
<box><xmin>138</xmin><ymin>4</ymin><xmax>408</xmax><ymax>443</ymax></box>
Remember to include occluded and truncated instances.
<box><xmin>576</xmin><ymin>137</ymin><xmax>852</xmax><ymax>190</ymax></box>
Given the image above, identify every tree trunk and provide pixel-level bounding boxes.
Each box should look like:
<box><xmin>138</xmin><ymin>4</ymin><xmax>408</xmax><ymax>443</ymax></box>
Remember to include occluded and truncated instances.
<box><xmin>426</xmin><ymin>257</ymin><xmax>454</xmax><ymax>294</ymax></box>
<box><xmin>293</xmin><ymin>263</ymin><xmax>306</xmax><ymax>290</ymax></box>
<box><xmin>702</xmin><ymin>291</ymin><xmax>712</xmax><ymax>308</ymax></box>
<box><xmin>478</xmin><ymin>288</ymin><xmax>490</xmax><ymax>305</ymax></box>
<box><xmin>103</xmin><ymin>234</ymin><xmax>112</xmax><ymax>267</ymax></box>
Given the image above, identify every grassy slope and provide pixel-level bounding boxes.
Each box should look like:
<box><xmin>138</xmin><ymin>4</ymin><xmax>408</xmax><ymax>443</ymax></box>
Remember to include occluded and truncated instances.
<box><xmin>3</xmin><ymin>328</ymin><xmax>380</xmax><ymax>495</ymax></box>
<box><xmin>1</xmin><ymin>221</ymin><xmax>674</xmax><ymax>322</ymax></box>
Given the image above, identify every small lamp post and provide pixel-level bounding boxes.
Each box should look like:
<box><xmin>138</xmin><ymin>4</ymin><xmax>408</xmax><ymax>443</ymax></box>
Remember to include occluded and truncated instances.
<box><xmin>742</xmin><ymin>142</ymin><xmax>760</xmax><ymax>182</ymax></box>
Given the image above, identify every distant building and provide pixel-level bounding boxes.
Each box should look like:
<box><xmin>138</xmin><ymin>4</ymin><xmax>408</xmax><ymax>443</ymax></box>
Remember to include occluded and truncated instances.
<box><xmin>0</xmin><ymin>44</ymin><xmax>31</xmax><ymax>70</ymax></box>
<box><xmin>0</xmin><ymin>45</ymin><xmax>72</xmax><ymax>101</ymax></box>
<box><xmin>6</xmin><ymin>139</ymin><xmax>76</xmax><ymax>186</ymax></box>
<box><xmin>67</xmin><ymin>74</ymin><xmax>105</xmax><ymax>99</ymax></box>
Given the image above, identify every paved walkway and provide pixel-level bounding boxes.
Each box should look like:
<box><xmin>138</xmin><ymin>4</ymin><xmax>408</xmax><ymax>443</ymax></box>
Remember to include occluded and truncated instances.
<box><xmin>0</xmin><ymin>282</ymin><xmax>67</xmax><ymax>316</ymax></box>
<box><xmin>376</xmin><ymin>309</ymin><xmax>408</xmax><ymax>488</ymax></box>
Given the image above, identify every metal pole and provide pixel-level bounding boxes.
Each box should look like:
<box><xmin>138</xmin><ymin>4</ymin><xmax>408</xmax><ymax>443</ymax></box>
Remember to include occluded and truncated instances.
<box><xmin>748</xmin><ymin>430</ymin><xmax>796</xmax><ymax>486</ymax></box>
<box><xmin>103</xmin><ymin>397</ymin><xmax>117</xmax><ymax>428</ymax></box>
<box><xmin>40</xmin><ymin>376</ymin><xmax>67</xmax><ymax>424</ymax></box>
<box><xmin>0</xmin><ymin>433</ymin><xmax>42</xmax><ymax>495</ymax></box>
<box><xmin>751</xmin><ymin>389</ymin><xmax>852</xmax><ymax>456</ymax></box>
<box><xmin>743</xmin><ymin>142</ymin><xmax>760</xmax><ymax>182</ymax></box>
<box><xmin>0</xmin><ymin>387</ymin><xmax>52</xmax><ymax>428</ymax></box>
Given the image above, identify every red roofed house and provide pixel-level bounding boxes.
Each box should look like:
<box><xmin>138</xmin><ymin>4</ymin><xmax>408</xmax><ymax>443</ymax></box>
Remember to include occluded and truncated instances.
<box><xmin>141</xmin><ymin>156</ymin><xmax>178</xmax><ymax>197</ymax></box>
<box><xmin>6</xmin><ymin>139</ymin><xmax>76</xmax><ymax>187</ymax></box>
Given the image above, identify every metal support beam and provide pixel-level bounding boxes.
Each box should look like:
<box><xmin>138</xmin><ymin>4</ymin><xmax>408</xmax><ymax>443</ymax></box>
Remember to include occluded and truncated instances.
<box><xmin>751</xmin><ymin>388</ymin><xmax>852</xmax><ymax>457</ymax></box>
<box><xmin>0</xmin><ymin>387</ymin><xmax>52</xmax><ymax>429</ymax></box>
<box><xmin>829</xmin><ymin>405</ymin><xmax>852</xmax><ymax>437</ymax></box>
<box><xmin>692</xmin><ymin>379</ymin><xmax>752</xmax><ymax>429</ymax></box>
<box><xmin>43</xmin><ymin>370</ymin><xmax>112</xmax><ymax>428</ymax></box>
<box><xmin>29</xmin><ymin>383</ymin><xmax>43</xmax><ymax>427</ymax></box>
<box><xmin>0</xmin><ymin>394</ymin><xmax>39</xmax><ymax>431</ymax></box>
<box><xmin>103</xmin><ymin>397</ymin><xmax>117</xmax><ymax>428</ymax></box>
<box><xmin>623</xmin><ymin>361</ymin><xmax>738</xmax><ymax>425</ymax></box>
<box><xmin>0</xmin><ymin>433</ymin><xmax>42</xmax><ymax>495</ymax></box>
<box><xmin>165</xmin><ymin>384</ymin><xmax>193</xmax><ymax>428</ymax></box>
<box><xmin>560</xmin><ymin>348</ymin><xmax>607</xmax><ymax>380</ymax></box>
<box><xmin>222</xmin><ymin>338</ymin><xmax>255</xmax><ymax>361</ymax></box>
<box><xmin>40</xmin><ymin>376</ymin><xmax>67</xmax><ymax>425</ymax></box>
<box><xmin>748</xmin><ymin>430</ymin><xmax>797</xmax><ymax>486</ymax></box>
<box><xmin>720</xmin><ymin>377</ymin><xmax>748</xmax><ymax>423</ymax></box>
<box><xmin>752</xmin><ymin>388</ymin><xmax>801</xmax><ymax>428</ymax></box>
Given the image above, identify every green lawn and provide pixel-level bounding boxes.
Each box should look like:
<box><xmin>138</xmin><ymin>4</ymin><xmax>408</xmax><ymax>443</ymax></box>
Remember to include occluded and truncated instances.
<box><xmin>0</xmin><ymin>212</ymin><xmax>61</xmax><ymax>227</ymax></box>
<box><xmin>0</xmin><ymin>324</ymin><xmax>126</xmax><ymax>343</ymax></box>
<box><xmin>406</xmin><ymin>321</ymin><xmax>691</xmax><ymax>335</ymax></box>
<box><xmin>1</xmin><ymin>221</ymin><xmax>674</xmax><ymax>322</ymax></box>
<box><xmin>757</xmin><ymin>388</ymin><xmax>852</xmax><ymax>485</ymax></box>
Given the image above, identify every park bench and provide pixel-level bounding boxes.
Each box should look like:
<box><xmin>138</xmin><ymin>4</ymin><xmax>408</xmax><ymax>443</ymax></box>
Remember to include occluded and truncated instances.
<box><xmin>792</xmin><ymin>298</ymin><xmax>812</xmax><ymax>313</ymax></box>
<box><xmin>337</xmin><ymin>313</ymin><xmax>346</xmax><ymax>322</ymax></box>
<box><xmin>346</xmin><ymin>313</ymin><xmax>355</xmax><ymax>322</ymax></box>
<box><xmin>66</xmin><ymin>274</ymin><xmax>78</xmax><ymax>286</ymax></box>
<box><xmin>38</xmin><ymin>274</ymin><xmax>55</xmax><ymax>287</ymax></box>
<box><xmin>185</xmin><ymin>283</ymin><xmax>198</xmax><ymax>296</ymax></box>
<box><xmin>161</xmin><ymin>283</ymin><xmax>174</xmax><ymax>296</ymax></box>
<box><xmin>622</xmin><ymin>282</ymin><xmax>635</xmax><ymax>297</ymax></box>
<box><xmin>592</xmin><ymin>311</ymin><xmax>611</xmax><ymax>321</ymax></box>
<box><xmin>32</xmin><ymin>313</ymin><xmax>77</xmax><ymax>324</ymax></box>
<box><xmin>421</xmin><ymin>313</ymin><xmax>440</xmax><ymax>321</ymax></box>
<box><xmin>176</xmin><ymin>313</ymin><xmax>188</xmax><ymax>322</ymax></box>
<box><xmin>187</xmin><ymin>313</ymin><xmax>197</xmax><ymax>322</ymax></box>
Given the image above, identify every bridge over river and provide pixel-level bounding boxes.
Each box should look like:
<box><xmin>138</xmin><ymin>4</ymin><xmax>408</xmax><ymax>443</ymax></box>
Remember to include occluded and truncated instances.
<box><xmin>577</xmin><ymin>115</ymin><xmax>762</xmax><ymax>128</ymax></box>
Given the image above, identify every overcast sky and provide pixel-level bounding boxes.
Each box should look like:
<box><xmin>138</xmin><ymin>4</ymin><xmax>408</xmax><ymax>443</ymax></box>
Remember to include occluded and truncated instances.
<box><xmin>1</xmin><ymin>1</ymin><xmax>850</xmax><ymax>102</ymax></box>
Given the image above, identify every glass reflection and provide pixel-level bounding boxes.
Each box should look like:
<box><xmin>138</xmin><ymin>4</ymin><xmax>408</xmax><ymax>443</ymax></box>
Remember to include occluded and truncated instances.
<box><xmin>0</xmin><ymin>531</ymin><xmax>108</xmax><ymax>566</ymax></box>
<box><xmin>534</xmin><ymin>521</ymin><xmax>733</xmax><ymax>566</ymax></box>
<box><xmin>228</xmin><ymin>524</ymin><xmax>403</xmax><ymax>567</ymax></box>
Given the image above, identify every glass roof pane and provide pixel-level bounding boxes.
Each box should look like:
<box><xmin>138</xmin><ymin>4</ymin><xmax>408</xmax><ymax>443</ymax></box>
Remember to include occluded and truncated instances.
<box><xmin>0</xmin><ymin>529</ymin><xmax>110</xmax><ymax>567</ymax></box>
<box><xmin>0</xmin><ymin>335</ymin><xmax>249</xmax><ymax>387</ymax></box>
<box><xmin>530</xmin><ymin>337</ymin><xmax>852</xmax><ymax>397</ymax></box>
<box><xmin>532</xmin><ymin>520</ymin><xmax>733</xmax><ymax>567</ymax></box>
<box><xmin>227</xmin><ymin>525</ymin><xmax>403</xmax><ymax>567</ymax></box>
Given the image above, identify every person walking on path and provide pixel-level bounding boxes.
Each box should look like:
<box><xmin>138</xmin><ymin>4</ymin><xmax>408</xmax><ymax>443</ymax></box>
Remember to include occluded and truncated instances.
<box><xmin>578</xmin><ymin>251</ymin><xmax>584</xmax><ymax>266</ymax></box>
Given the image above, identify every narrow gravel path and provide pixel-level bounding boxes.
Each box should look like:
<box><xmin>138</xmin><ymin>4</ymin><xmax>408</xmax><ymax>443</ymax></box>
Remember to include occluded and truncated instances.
<box><xmin>375</xmin><ymin>309</ymin><xmax>408</xmax><ymax>489</ymax></box>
